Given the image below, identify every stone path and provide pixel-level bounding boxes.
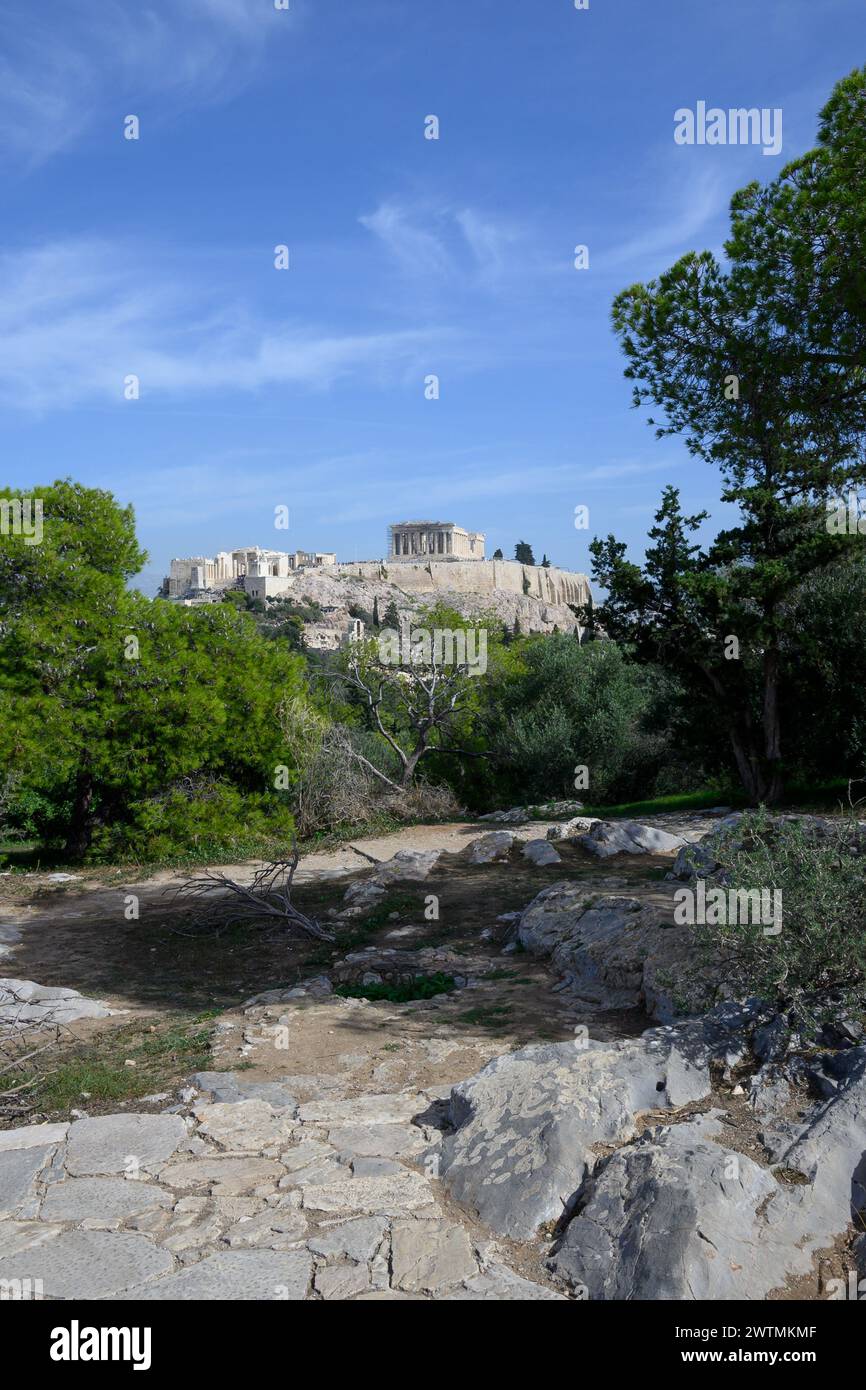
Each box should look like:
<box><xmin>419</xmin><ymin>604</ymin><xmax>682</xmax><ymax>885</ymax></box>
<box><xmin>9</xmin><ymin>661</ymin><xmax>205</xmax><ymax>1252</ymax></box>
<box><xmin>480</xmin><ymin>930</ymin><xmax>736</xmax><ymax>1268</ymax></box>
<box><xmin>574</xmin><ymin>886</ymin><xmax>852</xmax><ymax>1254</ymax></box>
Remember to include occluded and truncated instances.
<box><xmin>0</xmin><ymin>1072</ymin><xmax>563</xmax><ymax>1300</ymax></box>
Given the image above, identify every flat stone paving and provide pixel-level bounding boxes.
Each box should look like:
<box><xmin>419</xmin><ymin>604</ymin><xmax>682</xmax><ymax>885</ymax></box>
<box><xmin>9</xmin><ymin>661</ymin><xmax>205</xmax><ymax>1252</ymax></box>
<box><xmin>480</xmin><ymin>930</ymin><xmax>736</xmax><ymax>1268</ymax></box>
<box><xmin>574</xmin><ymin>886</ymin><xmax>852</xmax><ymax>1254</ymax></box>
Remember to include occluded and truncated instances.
<box><xmin>0</xmin><ymin>1076</ymin><xmax>563</xmax><ymax>1300</ymax></box>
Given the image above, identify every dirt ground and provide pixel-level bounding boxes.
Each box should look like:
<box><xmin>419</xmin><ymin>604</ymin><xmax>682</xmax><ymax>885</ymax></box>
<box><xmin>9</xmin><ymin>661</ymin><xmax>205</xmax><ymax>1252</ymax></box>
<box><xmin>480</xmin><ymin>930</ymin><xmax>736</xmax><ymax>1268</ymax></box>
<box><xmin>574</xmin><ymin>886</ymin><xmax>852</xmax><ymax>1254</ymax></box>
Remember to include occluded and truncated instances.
<box><xmin>0</xmin><ymin>815</ymin><xmax>858</xmax><ymax>1298</ymax></box>
<box><xmin>0</xmin><ymin>824</ymin><xmax>678</xmax><ymax>1122</ymax></box>
<box><xmin>0</xmin><ymin>822</ymin><xmax>680</xmax><ymax>1023</ymax></box>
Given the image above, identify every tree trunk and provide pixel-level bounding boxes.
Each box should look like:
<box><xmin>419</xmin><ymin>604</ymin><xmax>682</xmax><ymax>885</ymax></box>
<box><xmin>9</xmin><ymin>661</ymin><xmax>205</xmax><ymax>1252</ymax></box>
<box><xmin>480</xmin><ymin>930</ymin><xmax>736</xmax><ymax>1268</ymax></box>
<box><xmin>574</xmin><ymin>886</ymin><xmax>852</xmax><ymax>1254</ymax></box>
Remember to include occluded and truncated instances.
<box><xmin>727</xmin><ymin>725</ymin><xmax>763</xmax><ymax>803</ymax></box>
<box><xmin>701</xmin><ymin>661</ymin><xmax>768</xmax><ymax>804</ymax></box>
<box><xmin>761</xmin><ymin>646</ymin><xmax>784</xmax><ymax>805</ymax></box>
<box><xmin>63</xmin><ymin>775</ymin><xmax>94</xmax><ymax>860</ymax></box>
<box><xmin>400</xmin><ymin>747</ymin><xmax>426</xmax><ymax>786</ymax></box>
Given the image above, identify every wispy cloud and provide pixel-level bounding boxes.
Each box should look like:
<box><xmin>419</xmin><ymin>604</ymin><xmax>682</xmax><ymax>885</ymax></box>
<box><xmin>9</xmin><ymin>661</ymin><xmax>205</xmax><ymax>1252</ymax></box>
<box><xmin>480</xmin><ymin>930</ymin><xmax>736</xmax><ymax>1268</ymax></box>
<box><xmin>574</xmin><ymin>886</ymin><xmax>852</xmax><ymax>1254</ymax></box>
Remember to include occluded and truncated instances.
<box><xmin>325</xmin><ymin>457</ymin><xmax>678</xmax><ymax>523</ymax></box>
<box><xmin>110</xmin><ymin>448</ymin><xmax>679</xmax><ymax>532</ymax></box>
<box><xmin>359</xmin><ymin>201</ymin><xmax>456</xmax><ymax>278</ymax></box>
<box><xmin>360</xmin><ymin>198</ymin><xmax>536</xmax><ymax>286</ymax></box>
<box><xmin>597</xmin><ymin>164</ymin><xmax>731</xmax><ymax>275</ymax></box>
<box><xmin>0</xmin><ymin>0</ymin><xmax>284</xmax><ymax>164</ymax></box>
<box><xmin>0</xmin><ymin>240</ymin><xmax>457</xmax><ymax>409</ymax></box>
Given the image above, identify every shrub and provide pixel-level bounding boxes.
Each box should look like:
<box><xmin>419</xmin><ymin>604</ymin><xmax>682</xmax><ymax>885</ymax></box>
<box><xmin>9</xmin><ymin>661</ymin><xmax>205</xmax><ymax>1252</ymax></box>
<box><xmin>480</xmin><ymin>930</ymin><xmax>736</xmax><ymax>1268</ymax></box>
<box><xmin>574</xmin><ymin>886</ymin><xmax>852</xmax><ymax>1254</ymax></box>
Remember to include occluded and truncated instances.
<box><xmin>480</xmin><ymin>638</ymin><xmax>679</xmax><ymax>806</ymax></box>
<box><xmin>89</xmin><ymin>778</ymin><xmax>296</xmax><ymax>864</ymax></box>
<box><xmin>697</xmin><ymin>810</ymin><xmax>866</xmax><ymax>1027</ymax></box>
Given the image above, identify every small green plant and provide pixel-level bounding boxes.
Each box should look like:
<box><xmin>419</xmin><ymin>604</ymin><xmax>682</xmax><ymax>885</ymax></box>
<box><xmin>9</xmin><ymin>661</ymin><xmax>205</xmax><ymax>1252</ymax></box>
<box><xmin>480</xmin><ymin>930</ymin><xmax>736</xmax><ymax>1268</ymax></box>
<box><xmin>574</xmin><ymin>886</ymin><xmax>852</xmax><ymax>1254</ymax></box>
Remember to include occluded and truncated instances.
<box><xmin>36</xmin><ymin>1060</ymin><xmax>142</xmax><ymax>1111</ymax></box>
<box><xmin>334</xmin><ymin>971</ymin><xmax>455</xmax><ymax>1003</ymax></box>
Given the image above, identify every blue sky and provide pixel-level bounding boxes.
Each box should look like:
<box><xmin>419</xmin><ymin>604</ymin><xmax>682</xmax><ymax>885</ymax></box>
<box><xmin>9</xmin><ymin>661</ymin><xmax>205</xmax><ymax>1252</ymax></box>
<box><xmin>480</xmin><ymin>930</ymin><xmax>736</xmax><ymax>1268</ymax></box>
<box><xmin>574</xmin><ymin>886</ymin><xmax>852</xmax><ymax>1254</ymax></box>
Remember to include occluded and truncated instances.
<box><xmin>1</xmin><ymin>0</ymin><xmax>862</xmax><ymax>594</ymax></box>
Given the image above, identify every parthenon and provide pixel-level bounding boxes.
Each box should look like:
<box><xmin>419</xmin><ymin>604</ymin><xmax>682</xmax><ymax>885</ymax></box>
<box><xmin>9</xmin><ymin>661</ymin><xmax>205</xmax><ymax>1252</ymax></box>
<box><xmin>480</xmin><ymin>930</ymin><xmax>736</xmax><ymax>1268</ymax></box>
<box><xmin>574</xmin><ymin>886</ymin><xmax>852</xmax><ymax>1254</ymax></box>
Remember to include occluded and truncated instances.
<box><xmin>388</xmin><ymin>521</ymin><xmax>485</xmax><ymax>562</ymax></box>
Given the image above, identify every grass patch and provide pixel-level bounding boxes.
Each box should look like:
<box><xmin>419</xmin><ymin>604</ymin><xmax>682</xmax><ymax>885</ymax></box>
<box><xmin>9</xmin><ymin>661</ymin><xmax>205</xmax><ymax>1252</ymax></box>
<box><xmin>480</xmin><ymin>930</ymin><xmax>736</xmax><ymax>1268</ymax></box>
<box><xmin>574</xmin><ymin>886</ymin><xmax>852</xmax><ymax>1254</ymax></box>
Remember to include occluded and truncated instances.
<box><xmin>580</xmin><ymin>788</ymin><xmax>738</xmax><ymax>819</ymax></box>
<box><xmin>580</xmin><ymin>780</ymin><xmax>863</xmax><ymax>822</ymax></box>
<box><xmin>334</xmin><ymin>971</ymin><xmax>455</xmax><ymax>1003</ymax></box>
<box><xmin>4</xmin><ymin>1012</ymin><xmax>221</xmax><ymax>1122</ymax></box>
<box><xmin>36</xmin><ymin>1060</ymin><xmax>144</xmax><ymax>1112</ymax></box>
<box><xmin>334</xmin><ymin>892</ymin><xmax>425</xmax><ymax>953</ymax></box>
<box><xmin>459</xmin><ymin>1003</ymin><xmax>513</xmax><ymax>1028</ymax></box>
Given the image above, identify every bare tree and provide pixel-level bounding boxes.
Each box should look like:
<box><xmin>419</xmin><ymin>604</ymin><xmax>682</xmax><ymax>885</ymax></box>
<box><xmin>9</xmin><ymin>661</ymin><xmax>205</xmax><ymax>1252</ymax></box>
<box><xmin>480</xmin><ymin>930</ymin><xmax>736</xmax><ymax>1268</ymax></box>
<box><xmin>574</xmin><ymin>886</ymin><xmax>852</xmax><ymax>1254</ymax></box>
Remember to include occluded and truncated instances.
<box><xmin>341</xmin><ymin>635</ymin><xmax>481</xmax><ymax>788</ymax></box>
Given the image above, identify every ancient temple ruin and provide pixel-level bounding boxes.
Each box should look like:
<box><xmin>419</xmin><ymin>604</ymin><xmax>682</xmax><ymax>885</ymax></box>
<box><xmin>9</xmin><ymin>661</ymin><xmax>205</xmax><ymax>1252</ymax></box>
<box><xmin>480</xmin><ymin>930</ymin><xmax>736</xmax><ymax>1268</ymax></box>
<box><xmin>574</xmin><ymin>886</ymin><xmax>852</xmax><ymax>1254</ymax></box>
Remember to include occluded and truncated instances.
<box><xmin>162</xmin><ymin>545</ymin><xmax>336</xmax><ymax>600</ymax></box>
<box><xmin>388</xmin><ymin>521</ymin><xmax>485</xmax><ymax>562</ymax></box>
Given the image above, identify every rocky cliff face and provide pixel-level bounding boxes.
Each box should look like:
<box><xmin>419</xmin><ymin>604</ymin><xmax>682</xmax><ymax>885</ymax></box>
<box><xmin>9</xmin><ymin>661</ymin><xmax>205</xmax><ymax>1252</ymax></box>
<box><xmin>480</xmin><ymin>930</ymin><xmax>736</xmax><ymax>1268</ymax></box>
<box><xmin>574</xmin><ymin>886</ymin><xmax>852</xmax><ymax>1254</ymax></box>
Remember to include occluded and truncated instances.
<box><xmin>278</xmin><ymin>566</ymin><xmax>587</xmax><ymax>637</ymax></box>
<box><xmin>337</xmin><ymin>557</ymin><xmax>590</xmax><ymax>607</ymax></box>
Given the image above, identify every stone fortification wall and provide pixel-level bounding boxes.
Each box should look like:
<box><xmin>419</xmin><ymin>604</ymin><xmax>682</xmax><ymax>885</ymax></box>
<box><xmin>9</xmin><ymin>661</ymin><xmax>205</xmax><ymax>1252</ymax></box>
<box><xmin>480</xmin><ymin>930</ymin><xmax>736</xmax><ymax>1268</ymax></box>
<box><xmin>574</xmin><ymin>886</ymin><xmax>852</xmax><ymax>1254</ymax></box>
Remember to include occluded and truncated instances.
<box><xmin>334</xmin><ymin>559</ymin><xmax>590</xmax><ymax>609</ymax></box>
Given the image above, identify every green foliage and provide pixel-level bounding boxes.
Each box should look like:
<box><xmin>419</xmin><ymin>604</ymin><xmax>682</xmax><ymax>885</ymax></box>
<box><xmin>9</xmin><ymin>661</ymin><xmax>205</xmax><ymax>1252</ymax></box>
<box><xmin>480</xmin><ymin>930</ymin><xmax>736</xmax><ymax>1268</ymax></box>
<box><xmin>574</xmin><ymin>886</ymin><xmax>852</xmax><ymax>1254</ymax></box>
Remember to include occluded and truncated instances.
<box><xmin>339</xmin><ymin>602</ymin><xmax>509</xmax><ymax>789</ymax></box>
<box><xmin>334</xmin><ymin>971</ymin><xmax>455</xmax><ymax>1003</ymax></box>
<box><xmin>0</xmin><ymin>480</ymin><xmax>311</xmax><ymax>860</ymax></box>
<box><xmin>247</xmin><ymin>595</ymin><xmax>326</xmax><ymax>652</ymax></box>
<box><xmin>697</xmin><ymin>811</ymin><xmax>866</xmax><ymax>1027</ymax></box>
<box><xmin>381</xmin><ymin>599</ymin><xmax>401</xmax><ymax>630</ymax></box>
<box><xmin>514</xmin><ymin>540</ymin><xmax>535</xmax><ymax>566</ymax></box>
<box><xmin>782</xmin><ymin>556</ymin><xmax>866</xmax><ymax>781</ymax></box>
<box><xmin>603</xmin><ymin>73</ymin><xmax>866</xmax><ymax>802</ymax></box>
<box><xmin>474</xmin><ymin>636</ymin><xmax>678</xmax><ymax>806</ymax></box>
<box><xmin>347</xmin><ymin>601</ymin><xmax>374</xmax><ymax>628</ymax></box>
<box><xmin>725</xmin><ymin>65</ymin><xmax>866</xmax><ymax>381</ymax></box>
<box><xmin>90</xmin><ymin>779</ymin><xmax>296</xmax><ymax>863</ymax></box>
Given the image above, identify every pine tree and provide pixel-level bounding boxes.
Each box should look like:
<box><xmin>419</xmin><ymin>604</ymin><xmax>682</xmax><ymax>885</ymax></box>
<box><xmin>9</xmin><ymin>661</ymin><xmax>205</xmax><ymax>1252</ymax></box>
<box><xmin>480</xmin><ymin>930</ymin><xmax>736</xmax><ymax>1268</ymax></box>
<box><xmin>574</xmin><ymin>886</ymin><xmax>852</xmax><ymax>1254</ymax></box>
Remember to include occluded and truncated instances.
<box><xmin>382</xmin><ymin>599</ymin><xmax>401</xmax><ymax>630</ymax></box>
<box><xmin>599</xmin><ymin>68</ymin><xmax>866</xmax><ymax>801</ymax></box>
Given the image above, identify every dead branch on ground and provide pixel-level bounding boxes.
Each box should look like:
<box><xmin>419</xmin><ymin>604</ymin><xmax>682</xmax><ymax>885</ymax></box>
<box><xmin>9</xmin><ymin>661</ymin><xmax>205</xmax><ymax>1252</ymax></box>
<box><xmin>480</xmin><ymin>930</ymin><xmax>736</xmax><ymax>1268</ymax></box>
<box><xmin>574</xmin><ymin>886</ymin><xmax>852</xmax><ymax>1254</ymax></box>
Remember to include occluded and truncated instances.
<box><xmin>165</xmin><ymin>841</ymin><xmax>334</xmax><ymax>943</ymax></box>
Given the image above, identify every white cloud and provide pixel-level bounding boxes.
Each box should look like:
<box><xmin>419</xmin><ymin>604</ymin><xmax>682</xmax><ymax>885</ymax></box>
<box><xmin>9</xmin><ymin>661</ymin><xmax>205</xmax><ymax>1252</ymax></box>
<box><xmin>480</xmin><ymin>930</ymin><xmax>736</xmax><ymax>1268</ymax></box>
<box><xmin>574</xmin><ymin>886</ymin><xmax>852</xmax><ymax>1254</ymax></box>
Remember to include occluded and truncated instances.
<box><xmin>454</xmin><ymin>208</ymin><xmax>522</xmax><ymax>278</ymax></box>
<box><xmin>0</xmin><ymin>240</ymin><xmax>455</xmax><ymax>409</ymax></box>
<box><xmin>360</xmin><ymin>198</ymin><xmax>531</xmax><ymax>285</ymax></box>
<box><xmin>597</xmin><ymin>165</ymin><xmax>730</xmax><ymax>274</ymax></box>
<box><xmin>0</xmin><ymin>0</ymin><xmax>282</xmax><ymax>164</ymax></box>
<box><xmin>359</xmin><ymin>201</ymin><xmax>456</xmax><ymax>278</ymax></box>
<box><xmin>325</xmin><ymin>457</ymin><xmax>677</xmax><ymax>522</ymax></box>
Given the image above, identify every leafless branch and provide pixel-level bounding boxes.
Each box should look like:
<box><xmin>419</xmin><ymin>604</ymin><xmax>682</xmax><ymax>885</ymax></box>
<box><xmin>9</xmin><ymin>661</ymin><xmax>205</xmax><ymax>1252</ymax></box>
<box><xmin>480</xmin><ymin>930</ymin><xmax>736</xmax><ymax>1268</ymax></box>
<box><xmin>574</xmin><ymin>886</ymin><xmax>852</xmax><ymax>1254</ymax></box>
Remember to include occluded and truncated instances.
<box><xmin>166</xmin><ymin>841</ymin><xmax>334</xmax><ymax>943</ymax></box>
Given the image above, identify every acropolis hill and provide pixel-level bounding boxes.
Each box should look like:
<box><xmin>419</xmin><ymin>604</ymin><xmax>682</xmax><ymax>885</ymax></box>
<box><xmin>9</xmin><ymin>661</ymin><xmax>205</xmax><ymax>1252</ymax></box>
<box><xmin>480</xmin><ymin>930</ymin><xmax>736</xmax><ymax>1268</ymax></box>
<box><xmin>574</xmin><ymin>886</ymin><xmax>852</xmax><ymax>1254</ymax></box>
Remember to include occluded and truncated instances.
<box><xmin>160</xmin><ymin>521</ymin><xmax>591</xmax><ymax>643</ymax></box>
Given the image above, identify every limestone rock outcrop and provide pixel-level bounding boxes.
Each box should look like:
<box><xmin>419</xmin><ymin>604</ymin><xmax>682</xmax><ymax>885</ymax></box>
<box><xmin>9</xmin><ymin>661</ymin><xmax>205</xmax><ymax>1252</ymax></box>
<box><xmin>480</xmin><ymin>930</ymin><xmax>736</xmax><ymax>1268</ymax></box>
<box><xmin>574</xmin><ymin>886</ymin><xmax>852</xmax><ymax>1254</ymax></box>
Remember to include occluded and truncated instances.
<box><xmin>517</xmin><ymin>888</ymin><xmax>722</xmax><ymax>1022</ymax></box>
<box><xmin>436</xmin><ymin>1032</ymin><xmax>711</xmax><ymax>1239</ymax></box>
